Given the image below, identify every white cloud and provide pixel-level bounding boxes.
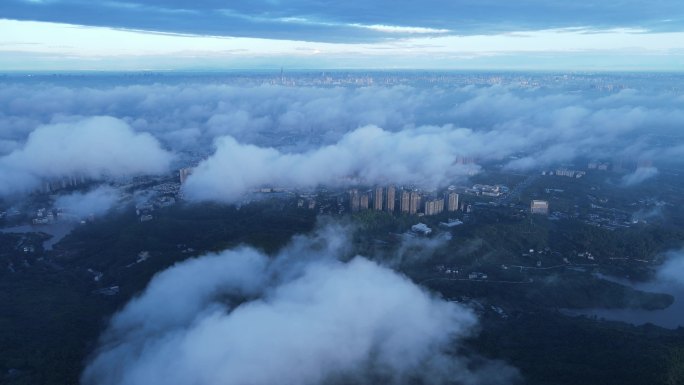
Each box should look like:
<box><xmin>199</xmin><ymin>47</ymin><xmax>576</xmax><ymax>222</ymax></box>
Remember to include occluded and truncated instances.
<box><xmin>658</xmin><ymin>250</ymin><xmax>684</xmax><ymax>287</ymax></box>
<box><xmin>620</xmin><ymin>166</ymin><xmax>659</xmax><ymax>187</ymax></box>
<box><xmin>53</xmin><ymin>185</ymin><xmax>121</xmax><ymax>218</ymax></box>
<box><xmin>82</xmin><ymin>225</ymin><xmax>518</xmax><ymax>385</ymax></box>
<box><xmin>352</xmin><ymin>23</ymin><xmax>451</xmax><ymax>34</ymax></box>
<box><xmin>1</xmin><ymin>19</ymin><xmax>684</xmax><ymax>69</ymax></box>
<box><xmin>0</xmin><ymin>116</ymin><xmax>173</xmax><ymax>196</ymax></box>
<box><xmin>2</xmin><ymin>82</ymin><xmax>683</xmax><ymax>200</ymax></box>
<box><xmin>173</xmin><ymin>81</ymin><xmax>684</xmax><ymax>202</ymax></box>
<box><xmin>182</xmin><ymin>125</ymin><xmax>482</xmax><ymax>202</ymax></box>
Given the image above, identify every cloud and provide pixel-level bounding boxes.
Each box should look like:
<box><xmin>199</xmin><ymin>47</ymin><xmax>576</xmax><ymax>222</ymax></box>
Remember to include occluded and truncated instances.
<box><xmin>0</xmin><ymin>82</ymin><xmax>427</xmax><ymax>152</ymax></box>
<box><xmin>657</xmin><ymin>250</ymin><xmax>684</xmax><ymax>287</ymax></box>
<box><xmin>352</xmin><ymin>24</ymin><xmax>451</xmax><ymax>34</ymax></box>
<box><xmin>53</xmin><ymin>185</ymin><xmax>121</xmax><ymax>218</ymax></box>
<box><xmin>0</xmin><ymin>139</ymin><xmax>19</xmax><ymax>156</ymax></box>
<box><xmin>2</xmin><ymin>80</ymin><xmax>683</xmax><ymax>158</ymax></box>
<box><xmin>181</xmin><ymin>125</ymin><xmax>481</xmax><ymax>202</ymax></box>
<box><xmin>82</xmin><ymin>225</ymin><xmax>518</xmax><ymax>385</ymax></box>
<box><xmin>620</xmin><ymin>166</ymin><xmax>659</xmax><ymax>187</ymax></box>
<box><xmin>3</xmin><ymin>0</ymin><xmax>684</xmax><ymax>46</ymax></box>
<box><xmin>3</xmin><ymin>79</ymin><xmax>684</xmax><ymax>201</ymax></box>
<box><xmin>631</xmin><ymin>205</ymin><xmax>664</xmax><ymax>223</ymax></box>
<box><xmin>179</xmin><ymin>81</ymin><xmax>684</xmax><ymax>200</ymax></box>
<box><xmin>2</xmin><ymin>19</ymin><xmax>684</xmax><ymax>70</ymax></box>
<box><xmin>0</xmin><ymin>116</ymin><xmax>174</xmax><ymax>196</ymax></box>
<box><xmin>389</xmin><ymin>233</ymin><xmax>451</xmax><ymax>267</ymax></box>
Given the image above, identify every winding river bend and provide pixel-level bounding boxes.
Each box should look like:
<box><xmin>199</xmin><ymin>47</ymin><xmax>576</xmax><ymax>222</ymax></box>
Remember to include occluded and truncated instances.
<box><xmin>566</xmin><ymin>273</ymin><xmax>684</xmax><ymax>329</ymax></box>
<box><xmin>0</xmin><ymin>222</ymin><xmax>76</xmax><ymax>250</ymax></box>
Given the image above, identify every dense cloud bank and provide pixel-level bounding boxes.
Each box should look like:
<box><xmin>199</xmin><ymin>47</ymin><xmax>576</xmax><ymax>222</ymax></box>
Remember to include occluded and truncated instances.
<box><xmin>2</xmin><ymin>79</ymin><xmax>683</xmax><ymax>199</ymax></box>
<box><xmin>182</xmin><ymin>125</ymin><xmax>482</xmax><ymax>201</ymax></box>
<box><xmin>2</xmin><ymin>81</ymin><xmax>683</xmax><ymax>154</ymax></box>
<box><xmin>0</xmin><ymin>83</ymin><xmax>429</xmax><ymax>154</ymax></box>
<box><xmin>82</xmin><ymin>225</ymin><xmax>519</xmax><ymax>385</ymax></box>
<box><xmin>0</xmin><ymin>116</ymin><xmax>173</xmax><ymax>196</ymax></box>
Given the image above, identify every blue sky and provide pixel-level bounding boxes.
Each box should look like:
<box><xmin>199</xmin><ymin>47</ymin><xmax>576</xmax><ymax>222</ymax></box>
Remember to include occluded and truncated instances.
<box><xmin>1</xmin><ymin>0</ymin><xmax>684</xmax><ymax>70</ymax></box>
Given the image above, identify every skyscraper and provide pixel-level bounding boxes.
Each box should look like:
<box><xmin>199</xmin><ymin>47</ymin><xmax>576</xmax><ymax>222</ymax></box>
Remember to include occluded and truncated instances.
<box><xmin>409</xmin><ymin>191</ymin><xmax>421</xmax><ymax>215</ymax></box>
<box><xmin>424</xmin><ymin>200</ymin><xmax>436</xmax><ymax>216</ymax></box>
<box><xmin>446</xmin><ymin>192</ymin><xmax>459</xmax><ymax>212</ymax></box>
<box><xmin>349</xmin><ymin>189</ymin><xmax>360</xmax><ymax>212</ymax></box>
<box><xmin>436</xmin><ymin>198</ymin><xmax>444</xmax><ymax>214</ymax></box>
<box><xmin>179</xmin><ymin>167</ymin><xmax>193</xmax><ymax>184</ymax></box>
<box><xmin>386</xmin><ymin>185</ymin><xmax>396</xmax><ymax>212</ymax></box>
<box><xmin>360</xmin><ymin>192</ymin><xmax>370</xmax><ymax>210</ymax></box>
<box><xmin>400</xmin><ymin>190</ymin><xmax>410</xmax><ymax>213</ymax></box>
<box><xmin>373</xmin><ymin>186</ymin><xmax>384</xmax><ymax>211</ymax></box>
<box><xmin>424</xmin><ymin>198</ymin><xmax>445</xmax><ymax>216</ymax></box>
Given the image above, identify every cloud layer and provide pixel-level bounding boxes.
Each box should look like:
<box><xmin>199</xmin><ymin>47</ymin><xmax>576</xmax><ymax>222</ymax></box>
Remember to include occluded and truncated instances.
<box><xmin>82</xmin><ymin>225</ymin><xmax>518</xmax><ymax>385</ymax></box>
<box><xmin>0</xmin><ymin>116</ymin><xmax>173</xmax><ymax>196</ymax></box>
<box><xmin>182</xmin><ymin>125</ymin><xmax>481</xmax><ymax>201</ymax></box>
<box><xmin>2</xmin><ymin>77</ymin><xmax>683</xmax><ymax>200</ymax></box>
<box><xmin>3</xmin><ymin>19</ymin><xmax>684</xmax><ymax>71</ymax></box>
<box><xmin>2</xmin><ymin>0</ymin><xmax>683</xmax><ymax>43</ymax></box>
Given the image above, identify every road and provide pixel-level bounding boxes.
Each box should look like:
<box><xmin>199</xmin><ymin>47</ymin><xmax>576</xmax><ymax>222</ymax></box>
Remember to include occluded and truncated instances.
<box><xmin>496</xmin><ymin>173</ymin><xmax>541</xmax><ymax>205</ymax></box>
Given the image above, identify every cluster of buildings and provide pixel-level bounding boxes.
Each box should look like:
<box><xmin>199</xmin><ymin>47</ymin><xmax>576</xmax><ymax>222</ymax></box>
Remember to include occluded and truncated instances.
<box><xmin>587</xmin><ymin>159</ymin><xmax>652</xmax><ymax>173</ymax></box>
<box><xmin>411</xmin><ymin>223</ymin><xmax>432</xmax><ymax>236</ymax></box>
<box><xmin>297</xmin><ymin>198</ymin><xmax>317</xmax><ymax>210</ymax></box>
<box><xmin>587</xmin><ymin>161</ymin><xmax>611</xmax><ymax>171</ymax></box>
<box><xmin>31</xmin><ymin>207</ymin><xmax>86</xmax><ymax>224</ymax></box>
<box><xmin>349</xmin><ymin>185</ymin><xmax>460</xmax><ymax>216</ymax></box>
<box><xmin>465</xmin><ymin>184</ymin><xmax>508</xmax><ymax>197</ymax></box>
<box><xmin>542</xmin><ymin>168</ymin><xmax>586</xmax><ymax>178</ymax></box>
<box><xmin>32</xmin><ymin>208</ymin><xmax>56</xmax><ymax>225</ymax></box>
<box><xmin>135</xmin><ymin>196</ymin><xmax>176</xmax><ymax>222</ymax></box>
<box><xmin>38</xmin><ymin>176</ymin><xmax>87</xmax><ymax>194</ymax></box>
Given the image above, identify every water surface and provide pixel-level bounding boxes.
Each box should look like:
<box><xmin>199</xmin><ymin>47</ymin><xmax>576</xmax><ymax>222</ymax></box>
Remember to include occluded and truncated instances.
<box><xmin>0</xmin><ymin>222</ymin><xmax>76</xmax><ymax>250</ymax></box>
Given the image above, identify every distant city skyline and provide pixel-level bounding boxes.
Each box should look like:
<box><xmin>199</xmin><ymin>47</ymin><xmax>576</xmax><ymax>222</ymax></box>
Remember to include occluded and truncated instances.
<box><xmin>1</xmin><ymin>0</ymin><xmax>684</xmax><ymax>71</ymax></box>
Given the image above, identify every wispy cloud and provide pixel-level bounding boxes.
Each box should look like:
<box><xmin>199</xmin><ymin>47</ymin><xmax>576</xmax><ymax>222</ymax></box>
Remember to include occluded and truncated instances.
<box><xmin>4</xmin><ymin>0</ymin><xmax>684</xmax><ymax>45</ymax></box>
<box><xmin>100</xmin><ymin>1</ymin><xmax>199</xmax><ymax>15</ymax></box>
<box><xmin>1</xmin><ymin>19</ymin><xmax>684</xmax><ymax>70</ymax></box>
<box><xmin>352</xmin><ymin>23</ymin><xmax>450</xmax><ymax>34</ymax></box>
<box><xmin>218</xmin><ymin>11</ymin><xmax>451</xmax><ymax>35</ymax></box>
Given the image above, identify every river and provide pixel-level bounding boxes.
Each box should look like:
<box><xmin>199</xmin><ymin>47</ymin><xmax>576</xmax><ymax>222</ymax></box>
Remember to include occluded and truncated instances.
<box><xmin>565</xmin><ymin>272</ymin><xmax>684</xmax><ymax>329</ymax></box>
<box><xmin>0</xmin><ymin>222</ymin><xmax>76</xmax><ymax>250</ymax></box>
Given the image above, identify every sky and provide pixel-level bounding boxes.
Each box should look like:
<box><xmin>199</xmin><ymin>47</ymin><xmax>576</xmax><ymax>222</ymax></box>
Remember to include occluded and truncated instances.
<box><xmin>1</xmin><ymin>0</ymin><xmax>684</xmax><ymax>70</ymax></box>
